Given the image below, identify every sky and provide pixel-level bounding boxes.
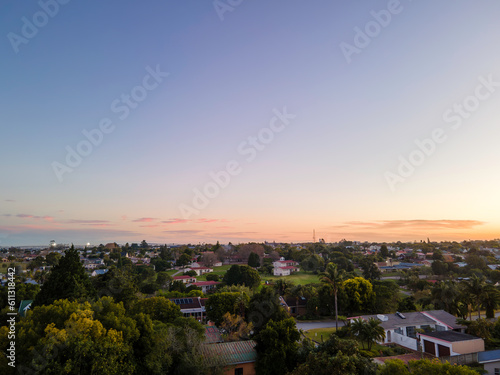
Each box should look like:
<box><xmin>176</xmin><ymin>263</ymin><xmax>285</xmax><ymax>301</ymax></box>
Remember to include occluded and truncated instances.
<box><xmin>1</xmin><ymin>0</ymin><xmax>500</xmax><ymax>246</ymax></box>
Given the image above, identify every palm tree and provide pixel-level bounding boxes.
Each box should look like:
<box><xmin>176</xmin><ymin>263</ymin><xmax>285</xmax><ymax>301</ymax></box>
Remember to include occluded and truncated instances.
<box><xmin>350</xmin><ymin>317</ymin><xmax>385</xmax><ymax>351</ymax></box>
<box><xmin>431</xmin><ymin>280</ymin><xmax>459</xmax><ymax>314</ymax></box>
<box><xmin>463</xmin><ymin>275</ymin><xmax>487</xmax><ymax>319</ymax></box>
<box><xmin>481</xmin><ymin>284</ymin><xmax>500</xmax><ymax>319</ymax></box>
<box><xmin>319</xmin><ymin>263</ymin><xmax>345</xmax><ymax>329</ymax></box>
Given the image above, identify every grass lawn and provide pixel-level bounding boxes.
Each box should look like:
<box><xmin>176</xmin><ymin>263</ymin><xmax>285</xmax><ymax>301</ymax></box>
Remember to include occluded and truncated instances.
<box><xmin>304</xmin><ymin>327</ymin><xmax>337</xmax><ymax>342</ymax></box>
<box><xmin>196</xmin><ymin>264</ymin><xmax>232</xmax><ymax>281</ymax></box>
<box><xmin>261</xmin><ymin>271</ymin><xmax>320</xmax><ymax>286</ymax></box>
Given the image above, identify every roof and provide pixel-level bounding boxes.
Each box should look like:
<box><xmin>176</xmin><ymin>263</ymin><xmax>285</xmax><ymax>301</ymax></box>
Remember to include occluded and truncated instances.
<box><xmin>420</xmin><ymin>331</ymin><xmax>480</xmax><ymax>343</ymax></box>
<box><xmin>276</xmin><ymin>266</ymin><xmax>299</xmax><ymax>270</ymax></box>
<box><xmin>201</xmin><ymin>340</ymin><xmax>257</xmax><ymax>366</ymax></box>
<box><xmin>358</xmin><ymin>312</ymin><xmax>436</xmax><ymax>330</ymax></box>
<box><xmin>93</xmin><ymin>269</ymin><xmax>108</xmax><ymax>275</ymax></box>
<box><xmin>205</xmin><ymin>326</ymin><xmax>223</xmax><ymax>344</ymax></box>
<box><xmin>191</xmin><ymin>281</ymin><xmax>221</xmax><ymax>287</ymax></box>
<box><xmin>422</xmin><ymin>310</ymin><xmax>465</xmax><ymax>330</ymax></box>
<box><xmin>478</xmin><ymin>349</ymin><xmax>500</xmax><ymax>363</ymax></box>
<box><xmin>173</xmin><ymin>275</ymin><xmax>194</xmax><ymax>279</ymax></box>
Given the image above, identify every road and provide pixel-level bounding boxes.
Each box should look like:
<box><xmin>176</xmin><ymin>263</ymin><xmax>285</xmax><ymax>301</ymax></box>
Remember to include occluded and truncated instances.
<box><xmin>295</xmin><ymin>319</ymin><xmax>345</xmax><ymax>331</ymax></box>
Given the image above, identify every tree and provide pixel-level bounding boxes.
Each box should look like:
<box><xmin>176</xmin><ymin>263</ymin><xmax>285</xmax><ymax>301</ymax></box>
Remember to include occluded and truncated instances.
<box><xmin>319</xmin><ymin>263</ymin><xmax>345</xmax><ymax>329</ymax></box>
<box><xmin>34</xmin><ymin>245</ymin><xmax>95</xmax><ymax>307</ymax></box>
<box><xmin>481</xmin><ymin>284</ymin><xmax>500</xmax><ymax>319</ymax></box>
<box><xmin>45</xmin><ymin>252</ymin><xmax>61</xmax><ymax>266</ymax></box>
<box><xmin>380</xmin><ymin>244</ymin><xmax>389</xmax><ymax>258</ymax></box>
<box><xmin>372</xmin><ymin>280</ymin><xmax>400</xmax><ymax>313</ymax></box>
<box><xmin>463</xmin><ymin>275</ymin><xmax>487</xmax><ymax>319</ymax></box>
<box><xmin>140</xmin><ymin>240</ymin><xmax>149</xmax><ymax>249</ymax></box>
<box><xmin>273</xmin><ymin>279</ymin><xmax>294</xmax><ymax>296</ymax></box>
<box><xmin>289</xmin><ymin>334</ymin><xmax>377</xmax><ymax>375</ymax></box>
<box><xmin>341</xmin><ymin>277</ymin><xmax>375</xmax><ymax>315</ymax></box>
<box><xmin>359</xmin><ymin>256</ymin><xmax>381</xmax><ymax>281</ymax></box>
<box><xmin>350</xmin><ymin>317</ymin><xmax>385</xmax><ymax>350</ymax></box>
<box><xmin>219</xmin><ymin>312</ymin><xmax>253</xmax><ymax>341</ymax></box>
<box><xmin>248</xmin><ymin>252</ymin><xmax>260</xmax><ymax>267</ymax></box>
<box><xmin>205</xmin><ymin>292</ymin><xmax>244</xmax><ymax>326</ymax></box>
<box><xmin>431</xmin><ymin>280</ymin><xmax>459</xmax><ymax>314</ymax></box>
<box><xmin>176</xmin><ymin>253</ymin><xmax>191</xmax><ymax>268</ymax></box>
<box><xmin>254</xmin><ymin>317</ymin><xmax>300</xmax><ymax>375</ymax></box>
<box><xmin>223</xmin><ymin>265</ymin><xmax>261</xmax><ymax>289</ymax></box>
<box><xmin>131</xmin><ymin>297</ymin><xmax>181</xmax><ymax>324</ymax></box>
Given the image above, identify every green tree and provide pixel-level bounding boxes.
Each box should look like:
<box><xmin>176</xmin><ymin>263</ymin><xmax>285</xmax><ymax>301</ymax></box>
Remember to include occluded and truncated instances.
<box><xmin>131</xmin><ymin>296</ymin><xmax>181</xmax><ymax>324</ymax></box>
<box><xmin>341</xmin><ymin>277</ymin><xmax>375</xmax><ymax>314</ymax></box>
<box><xmin>380</xmin><ymin>244</ymin><xmax>389</xmax><ymax>258</ymax></box>
<box><xmin>45</xmin><ymin>252</ymin><xmax>61</xmax><ymax>266</ymax></box>
<box><xmin>205</xmin><ymin>292</ymin><xmax>244</xmax><ymax>326</ymax></box>
<box><xmin>248</xmin><ymin>252</ymin><xmax>260</xmax><ymax>267</ymax></box>
<box><xmin>319</xmin><ymin>263</ymin><xmax>345</xmax><ymax>329</ymax></box>
<box><xmin>350</xmin><ymin>317</ymin><xmax>385</xmax><ymax>350</ymax></box>
<box><xmin>177</xmin><ymin>253</ymin><xmax>191</xmax><ymax>268</ymax></box>
<box><xmin>34</xmin><ymin>245</ymin><xmax>95</xmax><ymax>307</ymax></box>
<box><xmin>359</xmin><ymin>256</ymin><xmax>382</xmax><ymax>281</ymax></box>
<box><xmin>223</xmin><ymin>265</ymin><xmax>261</xmax><ymax>289</ymax></box>
<box><xmin>254</xmin><ymin>317</ymin><xmax>300</xmax><ymax>375</ymax></box>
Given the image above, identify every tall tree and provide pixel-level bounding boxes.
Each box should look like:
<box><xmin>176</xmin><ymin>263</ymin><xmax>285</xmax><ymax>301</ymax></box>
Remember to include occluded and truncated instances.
<box><xmin>319</xmin><ymin>263</ymin><xmax>345</xmax><ymax>329</ymax></box>
<box><xmin>34</xmin><ymin>245</ymin><xmax>95</xmax><ymax>307</ymax></box>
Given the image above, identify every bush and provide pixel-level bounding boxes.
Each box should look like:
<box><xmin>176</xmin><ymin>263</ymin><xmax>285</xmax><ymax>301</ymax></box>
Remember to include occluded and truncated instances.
<box><xmin>205</xmin><ymin>274</ymin><xmax>219</xmax><ymax>282</ymax></box>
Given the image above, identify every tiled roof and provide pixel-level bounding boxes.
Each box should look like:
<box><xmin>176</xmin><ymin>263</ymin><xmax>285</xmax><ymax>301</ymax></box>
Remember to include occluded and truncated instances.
<box><xmin>205</xmin><ymin>326</ymin><xmax>223</xmax><ymax>344</ymax></box>
<box><xmin>201</xmin><ymin>340</ymin><xmax>257</xmax><ymax>366</ymax></box>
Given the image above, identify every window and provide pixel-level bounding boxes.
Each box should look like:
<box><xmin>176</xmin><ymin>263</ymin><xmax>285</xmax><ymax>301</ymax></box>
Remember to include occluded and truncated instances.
<box><xmin>494</xmin><ymin>368</ymin><xmax>500</xmax><ymax>375</ymax></box>
<box><xmin>406</xmin><ymin>326</ymin><xmax>416</xmax><ymax>338</ymax></box>
<box><xmin>235</xmin><ymin>368</ymin><xmax>243</xmax><ymax>375</ymax></box>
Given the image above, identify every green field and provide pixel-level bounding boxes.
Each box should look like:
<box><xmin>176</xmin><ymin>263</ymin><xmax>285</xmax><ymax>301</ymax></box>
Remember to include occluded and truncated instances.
<box><xmin>196</xmin><ymin>264</ymin><xmax>232</xmax><ymax>281</ymax></box>
<box><xmin>261</xmin><ymin>270</ymin><xmax>320</xmax><ymax>286</ymax></box>
<box><xmin>304</xmin><ymin>327</ymin><xmax>337</xmax><ymax>342</ymax></box>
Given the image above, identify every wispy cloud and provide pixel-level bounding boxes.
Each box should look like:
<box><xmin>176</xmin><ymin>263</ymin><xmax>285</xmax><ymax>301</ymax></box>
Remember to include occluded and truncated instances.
<box><xmin>132</xmin><ymin>217</ymin><xmax>158</xmax><ymax>223</ymax></box>
<box><xmin>336</xmin><ymin>220</ymin><xmax>485</xmax><ymax>231</ymax></box>
<box><xmin>162</xmin><ymin>218</ymin><xmax>189</xmax><ymax>225</ymax></box>
<box><xmin>4</xmin><ymin>199</ymin><xmax>15</xmax><ymax>202</ymax></box>
<box><xmin>66</xmin><ymin>219</ymin><xmax>111</xmax><ymax>224</ymax></box>
<box><xmin>9</xmin><ymin>214</ymin><xmax>54</xmax><ymax>221</ymax></box>
<box><xmin>197</xmin><ymin>218</ymin><xmax>219</xmax><ymax>223</ymax></box>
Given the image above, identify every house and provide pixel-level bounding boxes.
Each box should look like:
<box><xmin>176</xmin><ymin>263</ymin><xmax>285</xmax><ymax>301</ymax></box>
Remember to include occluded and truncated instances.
<box><xmin>201</xmin><ymin>340</ymin><xmax>257</xmax><ymax>375</ymax></box>
<box><xmin>273</xmin><ymin>266</ymin><xmax>299</xmax><ymax>276</ymax></box>
<box><xmin>189</xmin><ymin>281</ymin><xmax>221</xmax><ymax>294</ymax></box>
<box><xmin>478</xmin><ymin>349</ymin><xmax>500</xmax><ymax>375</ymax></box>
<box><xmin>352</xmin><ymin>310</ymin><xmax>466</xmax><ymax>351</ymax></box>
<box><xmin>173</xmin><ymin>275</ymin><xmax>197</xmax><ymax>284</ymax></box>
<box><xmin>281</xmin><ymin>296</ymin><xmax>307</xmax><ymax>316</ymax></box>
<box><xmin>205</xmin><ymin>326</ymin><xmax>224</xmax><ymax>344</ymax></box>
<box><xmin>91</xmin><ymin>269</ymin><xmax>109</xmax><ymax>277</ymax></box>
<box><xmin>188</xmin><ymin>267</ymin><xmax>214</xmax><ymax>276</ymax></box>
<box><xmin>273</xmin><ymin>257</ymin><xmax>300</xmax><ymax>276</ymax></box>
<box><xmin>419</xmin><ymin>331</ymin><xmax>484</xmax><ymax>357</ymax></box>
<box><xmin>170</xmin><ymin>297</ymin><xmax>208</xmax><ymax>322</ymax></box>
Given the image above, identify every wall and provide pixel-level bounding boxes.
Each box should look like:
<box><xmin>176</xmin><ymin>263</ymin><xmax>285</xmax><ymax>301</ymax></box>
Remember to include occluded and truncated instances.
<box><xmin>224</xmin><ymin>362</ymin><xmax>256</xmax><ymax>375</ymax></box>
<box><xmin>452</xmin><ymin>339</ymin><xmax>485</xmax><ymax>355</ymax></box>
<box><xmin>392</xmin><ymin>332</ymin><xmax>418</xmax><ymax>351</ymax></box>
<box><xmin>482</xmin><ymin>362</ymin><xmax>500</xmax><ymax>375</ymax></box>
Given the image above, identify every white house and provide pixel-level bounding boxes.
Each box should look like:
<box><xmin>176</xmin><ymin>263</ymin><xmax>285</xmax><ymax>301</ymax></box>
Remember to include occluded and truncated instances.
<box><xmin>187</xmin><ymin>267</ymin><xmax>213</xmax><ymax>276</ymax></box>
<box><xmin>272</xmin><ymin>257</ymin><xmax>299</xmax><ymax>276</ymax></box>
<box><xmin>188</xmin><ymin>281</ymin><xmax>220</xmax><ymax>293</ymax></box>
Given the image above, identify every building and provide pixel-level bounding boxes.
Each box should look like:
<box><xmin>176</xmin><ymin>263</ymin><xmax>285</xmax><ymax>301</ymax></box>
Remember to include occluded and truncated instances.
<box><xmin>281</xmin><ymin>296</ymin><xmax>307</xmax><ymax>316</ymax></box>
<box><xmin>201</xmin><ymin>340</ymin><xmax>257</xmax><ymax>375</ymax></box>
<box><xmin>188</xmin><ymin>267</ymin><xmax>214</xmax><ymax>276</ymax></box>
<box><xmin>170</xmin><ymin>297</ymin><xmax>207</xmax><ymax>322</ymax></box>
<box><xmin>173</xmin><ymin>275</ymin><xmax>197</xmax><ymax>284</ymax></box>
<box><xmin>189</xmin><ymin>281</ymin><xmax>221</xmax><ymax>294</ymax></box>
<box><xmin>419</xmin><ymin>331</ymin><xmax>484</xmax><ymax>357</ymax></box>
<box><xmin>478</xmin><ymin>349</ymin><xmax>500</xmax><ymax>375</ymax></box>
<box><xmin>272</xmin><ymin>258</ymin><xmax>299</xmax><ymax>276</ymax></box>
<box><xmin>353</xmin><ymin>310</ymin><xmax>466</xmax><ymax>351</ymax></box>
<box><xmin>91</xmin><ymin>269</ymin><xmax>109</xmax><ymax>277</ymax></box>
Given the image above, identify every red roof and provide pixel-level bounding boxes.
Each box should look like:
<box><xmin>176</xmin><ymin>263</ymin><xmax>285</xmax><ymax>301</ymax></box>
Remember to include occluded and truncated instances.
<box><xmin>191</xmin><ymin>281</ymin><xmax>221</xmax><ymax>286</ymax></box>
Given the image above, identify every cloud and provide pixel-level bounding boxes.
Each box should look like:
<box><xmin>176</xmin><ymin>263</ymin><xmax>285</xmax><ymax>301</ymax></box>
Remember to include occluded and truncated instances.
<box><xmin>4</xmin><ymin>199</ymin><xmax>15</xmax><ymax>202</ymax></box>
<box><xmin>66</xmin><ymin>219</ymin><xmax>111</xmax><ymax>224</ymax></box>
<box><xmin>132</xmin><ymin>217</ymin><xmax>158</xmax><ymax>223</ymax></box>
<box><xmin>162</xmin><ymin>229</ymin><xmax>205</xmax><ymax>235</ymax></box>
<box><xmin>162</xmin><ymin>218</ymin><xmax>189</xmax><ymax>225</ymax></box>
<box><xmin>12</xmin><ymin>214</ymin><xmax>54</xmax><ymax>221</ymax></box>
<box><xmin>337</xmin><ymin>220</ymin><xmax>485</xmax><ymax>230</ymax></box>
<box><xmin>197</xmin><ymin>218</ymin><xmax>219</xmax><ymax>223</ymax></box>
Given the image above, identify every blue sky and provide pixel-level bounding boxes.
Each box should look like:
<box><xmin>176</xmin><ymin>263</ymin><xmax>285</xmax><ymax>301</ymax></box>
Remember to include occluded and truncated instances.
<box><xmin>1</xmin><ymin>0</ymin><xmax>500</xmax><ymax>246</ymax></box>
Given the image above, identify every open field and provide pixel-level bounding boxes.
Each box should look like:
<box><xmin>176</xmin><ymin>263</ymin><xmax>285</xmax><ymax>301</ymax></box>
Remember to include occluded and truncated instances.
<box><xmin>261</xmin><ymin>270</ymin><xmax>320</xmax><ymax>285</ymax></box>
<box><xmin>304</xmin><ymin>327</ymin><xmax>337</xmax><ymax>341</ymax></box>
<box><xmin>196</xmin><ymin>264</ymin><xmax>232</xmax><ymax>281</ymax></box>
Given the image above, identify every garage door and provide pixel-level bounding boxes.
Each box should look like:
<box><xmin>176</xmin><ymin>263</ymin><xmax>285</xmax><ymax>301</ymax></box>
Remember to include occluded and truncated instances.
<box><xmin>424</xmin><ymin>340</ymin><xmax>435</xmax><ymax>355</ymax></box>
<box><xmin>437</xmin><ymin>344</ymin><xmax>450</xmax><ymax>357</ymax></box>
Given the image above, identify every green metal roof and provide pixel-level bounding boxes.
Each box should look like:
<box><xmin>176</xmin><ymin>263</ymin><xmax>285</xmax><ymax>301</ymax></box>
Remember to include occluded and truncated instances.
<box><xmin>201</xmin><ymin>340</ymin><xmax>257</xmax><ymax>366</ymax></box>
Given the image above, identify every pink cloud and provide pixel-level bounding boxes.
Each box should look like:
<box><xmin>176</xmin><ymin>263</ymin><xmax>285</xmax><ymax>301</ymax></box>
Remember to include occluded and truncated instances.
<box><xmin>162</xmin><ymin>218</ymin><xmax>189</xmax><ymax>224</ymax></box>
<box><xmin>197</xmin><ymin>218</ymin><xmax>219</xmax><ymax>223</ymax></box>
<box><xmin>132</xmin><ymin>217</ymin><xmax>158</xmax><ymax>223</ymax></box>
